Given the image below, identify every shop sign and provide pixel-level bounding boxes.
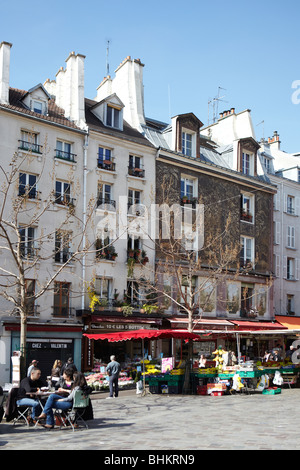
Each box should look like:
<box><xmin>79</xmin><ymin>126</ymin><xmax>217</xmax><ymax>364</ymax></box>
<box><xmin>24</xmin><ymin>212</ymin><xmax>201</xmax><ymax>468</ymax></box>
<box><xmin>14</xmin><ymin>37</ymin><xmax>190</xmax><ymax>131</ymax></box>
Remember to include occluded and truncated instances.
<box><xmin>27</xmin><ymin>338</ymin><xmax>72</xmax><ymax>349</ymax></box>
<box><xmin>90</xmin><ymin>323</ymin><xmax>151</xmax><ymax>331</ymax></box>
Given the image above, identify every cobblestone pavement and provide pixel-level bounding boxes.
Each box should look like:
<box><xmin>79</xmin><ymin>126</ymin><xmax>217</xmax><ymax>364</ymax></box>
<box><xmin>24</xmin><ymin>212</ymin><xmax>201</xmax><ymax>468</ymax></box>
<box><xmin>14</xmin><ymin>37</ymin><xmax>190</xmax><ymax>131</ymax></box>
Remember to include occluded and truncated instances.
<box><xmin>1</xmin><ymin>388</ymin><xmax>300</xmax><ymax>451</ymax></box>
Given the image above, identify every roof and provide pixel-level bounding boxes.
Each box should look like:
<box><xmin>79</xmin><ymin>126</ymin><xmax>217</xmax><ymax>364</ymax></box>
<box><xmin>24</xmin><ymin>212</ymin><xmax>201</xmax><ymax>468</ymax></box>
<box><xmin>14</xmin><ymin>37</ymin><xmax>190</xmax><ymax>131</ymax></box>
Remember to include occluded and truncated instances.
<box><xmin>85</xmin><ymin>98</ymin><xmax>155</xmax><ymax>148</ymax></box>
<box><xmin>0</xmin><ymin>88</ymin><xmax>84</xmax><ymax>131</ymax></box>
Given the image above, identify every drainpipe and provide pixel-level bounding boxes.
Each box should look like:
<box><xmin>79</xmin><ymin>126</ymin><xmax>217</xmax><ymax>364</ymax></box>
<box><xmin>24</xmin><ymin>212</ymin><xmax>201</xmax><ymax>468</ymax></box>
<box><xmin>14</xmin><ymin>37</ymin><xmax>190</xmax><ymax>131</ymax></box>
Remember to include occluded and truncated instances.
<box><xmin>82</xmin><ymin>133</ymin><xmax>89</xmax><ymax>311</ymax></box>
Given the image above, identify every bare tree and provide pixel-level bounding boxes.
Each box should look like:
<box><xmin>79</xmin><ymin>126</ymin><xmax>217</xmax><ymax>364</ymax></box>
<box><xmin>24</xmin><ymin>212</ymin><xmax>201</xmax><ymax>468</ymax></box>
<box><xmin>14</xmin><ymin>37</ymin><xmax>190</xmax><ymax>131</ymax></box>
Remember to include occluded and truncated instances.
<box><xmin>0</xmin><ymin>146</ymin><xmax>94</xmax><ymax>377</ymax></box>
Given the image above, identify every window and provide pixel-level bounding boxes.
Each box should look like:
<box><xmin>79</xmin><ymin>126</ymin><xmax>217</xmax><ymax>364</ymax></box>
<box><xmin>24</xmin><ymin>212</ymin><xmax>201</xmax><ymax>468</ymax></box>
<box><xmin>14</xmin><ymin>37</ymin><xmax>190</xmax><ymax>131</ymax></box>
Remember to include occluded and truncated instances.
<box><xmin>19</xmin><ymin>226</ymin><xmax>36</xmax><ymax>258</ymax></box>
<box><xmin>180</xmin><ymin>177</ymin><xmax>196</xmax><ymax>203</ymax></box>
<box><xmin>240</xmin><ymin>236</ymin><xmax>254</xmax><ymax>267</ymax></box>
<box><xmin>19</xmin><ymin>173</ymin><xmax>38</xmax><ymax>199</ymax></box>
<box><xmin>19</xmin><ymin>131</ymin><xmax>41</xmax><ymax>153</ymax></box>
<box><xmin>241</xmin><ymin>152</ymin><xmax>254</xmax><ymax>175</ymax></box>
<box><xmin>126</xmin><ymin>280</ymin><xmax>140</xmax><ymax>305</ymax></box>
<box><xmin>97</xmin><ymin>183</ymin><xmax>115</xmax><ymax>208</ymax></box>
<box><xmin>240</xmin><ymin>193</ymin><xmax>254</xmax><ymax>222</ymax></box>
<box><xmin>33</xmin><ymin>100</ymin><xmax>43</xmax><ymax>114</ymax></box>
<box><xmin>263</xmin><ymin>157</ymin><xmax>271</xmax><ymax>173</ymax></box>
<box><xmin>53</xmin><ymin>282</ymin><xmax>71</xmax><ymax>317</ymax></box>
<box><xmin>287</xmin><ymin>226</ymin><xmax>295</xmax><ymax>249</ymax></box>
<box><xmin>95</xmin><ymin>277</ymin><xmax>111</xmax><ymax>301</ymax></box>
<box><xmin>54</xmin><ymin>231</ymin><xmax>72</xmax><ymax>263</ymax></box>
<box><xmin>287</xmin><ymin>258</ymin><xmax>295</xmax><ymax>280</ymax></box>
<box><xmin>127</xmin><ymin>235</ymin><xmax>142</xmax><ymax>260</ymax></box>
<box><xmin>182</xmin><ymin>131</ymin><xmax>193</xmax><ymax>157</ymax></box>
<box><xmin>98</xmin><ymin>147</ymin><xmax>115</xmax><ymax>170</ymax></box>
<box><xmin>25</xmin><ymin>279</ymin><xmax>36</xmax><ymax>315</ymax></box>
<box><xmin>287</xmin><ymin>195</ymin><xmax>295</xmax><ymax>215</ymax></box>
<box><xmin>287</xmin><ymin>294</ymin><xmax>295</xmax><ymax>315</ymax></box>
<box><xmin>56</xmin><ymin>140</ymin><xmax>76</xmax><ymax>162</ymax></box>
<box><xmin>241</xmin><ymin>283</ymin><xmax>254</xmax><ymax>316</ymax></box>
<box><xmin>128</xmin><ymin>189</ymin><xmax>141</xmax><ymax>210</ymax></box>
<box><xmin>128</xmin><ymin>155</ymin><xmax>144</xmax><ymax>177</ymax></box>
<box><xmin>55</xmin><ymin>181</ymin><xmax>71</xmax><ymax>205</ymax></box>
<box><xmin>106</xmin><ymin>105</ymin><xmax>121</xmax><ymax>129</ymax></box>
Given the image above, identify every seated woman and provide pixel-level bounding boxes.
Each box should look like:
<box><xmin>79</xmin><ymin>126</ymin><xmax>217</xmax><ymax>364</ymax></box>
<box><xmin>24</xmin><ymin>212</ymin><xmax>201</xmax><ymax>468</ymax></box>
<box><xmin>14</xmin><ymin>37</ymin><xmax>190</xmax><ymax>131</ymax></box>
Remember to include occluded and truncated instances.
<box><xmin>38</xmin><ymin>371</ymin><xmax>92</xmax><ymax>429</ymax></box>
<box><xmin>54</xmin><ymin>368</ymin><xmax>74</xmax><ymax>395</ymax></box>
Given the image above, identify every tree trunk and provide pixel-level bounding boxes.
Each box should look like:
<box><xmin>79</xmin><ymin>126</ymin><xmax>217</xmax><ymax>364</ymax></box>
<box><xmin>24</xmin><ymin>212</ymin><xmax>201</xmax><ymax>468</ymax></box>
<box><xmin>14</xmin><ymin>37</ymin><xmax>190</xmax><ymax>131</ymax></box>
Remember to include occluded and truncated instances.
<box><xmin>20</xmin><ymin>313</ymin><xmax>27</xmax><ymax>379</ymax></box>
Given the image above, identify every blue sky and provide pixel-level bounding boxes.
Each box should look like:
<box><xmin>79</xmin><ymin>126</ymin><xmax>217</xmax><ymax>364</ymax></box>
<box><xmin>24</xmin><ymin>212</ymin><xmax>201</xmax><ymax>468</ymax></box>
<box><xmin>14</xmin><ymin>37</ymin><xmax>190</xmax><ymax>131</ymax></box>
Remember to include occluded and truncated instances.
<box><xmin>2</xmin><ymin>0</ymin><xmax>300</xmax><ymax>152</ymax></box>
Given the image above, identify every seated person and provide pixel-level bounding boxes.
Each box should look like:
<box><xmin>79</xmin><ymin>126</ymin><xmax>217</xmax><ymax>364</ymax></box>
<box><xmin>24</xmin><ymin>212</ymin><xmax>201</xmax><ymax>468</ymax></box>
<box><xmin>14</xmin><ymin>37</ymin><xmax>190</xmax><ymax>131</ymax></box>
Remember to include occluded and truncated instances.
<box><xmin>54</xmin><ymin>368</ymin><xmax>74</xmax><ymax>395</ymax></box>
<box><xmin>16</xmin><ymin>367</ymin><xmax>46</xmax><ymax>423</ymax></box>
<box><xmin>38</xmin><ymin>371</ymin><xmax>92</xmax><ymax>429</ymax></box>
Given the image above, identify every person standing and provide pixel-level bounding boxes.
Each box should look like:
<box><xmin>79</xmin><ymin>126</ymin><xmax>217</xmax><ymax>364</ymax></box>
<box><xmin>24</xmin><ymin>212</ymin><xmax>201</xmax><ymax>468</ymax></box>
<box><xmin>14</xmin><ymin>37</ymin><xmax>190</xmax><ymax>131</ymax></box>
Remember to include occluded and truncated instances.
<box><xmin>27</xmin><ymin>359</ymin><xmax>38</xmax><ymax>377</ymax></box>
<box><xmin>106</xmin><ymin>355</ymin><xmax>121</xmax><ymax>398</ymax></box>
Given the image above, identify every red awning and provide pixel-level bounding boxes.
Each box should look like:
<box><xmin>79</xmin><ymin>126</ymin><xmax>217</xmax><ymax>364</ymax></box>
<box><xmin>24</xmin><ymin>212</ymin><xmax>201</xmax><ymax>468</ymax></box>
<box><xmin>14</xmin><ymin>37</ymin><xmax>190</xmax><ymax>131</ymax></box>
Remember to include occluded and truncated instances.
<box><xmin>230</xmin><ymin>320</ymin><xmax>287</xmax><ymax>331</ymax></box>
<box><xmin>83</xmin><ymin>328</ymin><xmax>201</xmax><ymax>342</ymax></box>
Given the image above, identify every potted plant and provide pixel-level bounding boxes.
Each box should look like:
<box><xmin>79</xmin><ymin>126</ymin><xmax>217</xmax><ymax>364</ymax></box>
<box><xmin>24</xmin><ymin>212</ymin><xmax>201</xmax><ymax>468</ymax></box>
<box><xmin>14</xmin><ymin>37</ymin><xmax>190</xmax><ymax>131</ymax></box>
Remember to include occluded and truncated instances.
<box><xmin>121</xmin><ymin>304</ymin><xmax>134</xmax><ymax>316</ymax></box>
<box><xmin>98</xmin><ymin>298</ymin><xmax>109</xmax><ymax>311</ymax></box>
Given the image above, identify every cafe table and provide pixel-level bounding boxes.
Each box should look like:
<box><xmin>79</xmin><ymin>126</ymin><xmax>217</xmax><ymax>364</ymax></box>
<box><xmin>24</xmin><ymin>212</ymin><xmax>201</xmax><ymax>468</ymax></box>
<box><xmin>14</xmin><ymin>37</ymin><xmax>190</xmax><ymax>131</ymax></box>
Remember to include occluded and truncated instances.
<box><xmin>26</xmin><ymin>390</ymin><xmax>65</xmax><ymax>426</ymax></box>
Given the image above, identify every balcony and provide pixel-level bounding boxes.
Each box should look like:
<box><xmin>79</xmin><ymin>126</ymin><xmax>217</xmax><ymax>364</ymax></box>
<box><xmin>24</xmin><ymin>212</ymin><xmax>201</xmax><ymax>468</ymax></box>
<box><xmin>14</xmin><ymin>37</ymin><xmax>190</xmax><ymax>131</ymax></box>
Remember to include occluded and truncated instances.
<box><xmin>54</xmin><ymin>251</ymin><xmax>74</xmax><ymax>264</ymax></box>
<box><xmin>95</xmin><ymin>240</ymin><xmax>118</xmax><ymax>261</ymax></box>
<box><xmin>128</xmin><ymin>166</ymin><xmax>145</xmax><ymax>178</ymax></box>
<box><xmin>97</xmin><ymin>159</ymin><xmax>116</xmax><ymax>171</ymax></box>
<box><xmin>54</xmin><ymin>194</ymin><xmax>76</xmax><ymax>207</ymax></box>
<box><xmin>52</xmin><ymin>306</ymin><xmax>76</xmax><ymax>318</ymax></box>
<box><xmin>55</xmin><ymin>149</ymin><xmax>77</xmax><ymax>163</ymax></box>
<box><xmin>18</xmin><ymin>187</ymin><xmax>41</xmax><ymax>200</ymax></box>
<box><xmin>18</xmin><ymin>140</ymin><xmax>43</xmax><ymax>154</ymax></box>
<box><xmin>180</xmin><ymin>196</ymin><xmax>197</xmax><ymax>208</ymax></box>
<box><xmin>96</xmin><ymin>197</ymin><xmax>116</xmax><ymax>210</ymax></box>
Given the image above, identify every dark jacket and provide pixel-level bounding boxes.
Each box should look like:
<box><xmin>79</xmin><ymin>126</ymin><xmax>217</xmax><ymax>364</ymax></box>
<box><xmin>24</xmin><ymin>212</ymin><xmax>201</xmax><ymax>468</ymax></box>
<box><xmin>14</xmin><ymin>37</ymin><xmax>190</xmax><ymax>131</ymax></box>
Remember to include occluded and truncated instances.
<box><xmin>17</xmin><ymin>376</ymin><xmax>46</xmax><ymax>399</ymax></box>
<box><xmin>5</xmin><ymin>387</ymin><xmax>19</xmax><ymax>422</ymax></box>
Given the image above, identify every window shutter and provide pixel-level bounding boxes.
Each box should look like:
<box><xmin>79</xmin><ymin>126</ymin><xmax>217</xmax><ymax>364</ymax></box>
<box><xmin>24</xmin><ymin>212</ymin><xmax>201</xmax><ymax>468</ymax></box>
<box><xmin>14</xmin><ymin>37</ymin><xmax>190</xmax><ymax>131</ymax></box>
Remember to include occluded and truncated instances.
<box><xmin>283</xmin><ymin>256</ymin><xmax>287</xmax><ymax>279</ymax></box>
<box><xmin>296</xmin><ymin>259</ymin><xmax>300</xmax><ymax>281</ymax></box>
<box><xmin>275</xmin><ymin>221</ymin><xmax>281</xmax><ymax>245</ymax></box>
<box><xmin>275</xmin><ymin>254</ymin><xmax>280</xmax><ymax>278</ymax></box>
<box><xmin>284</xmin><ymin>193</ymin><xmax>287</xmax><ymax>213</ymax></box>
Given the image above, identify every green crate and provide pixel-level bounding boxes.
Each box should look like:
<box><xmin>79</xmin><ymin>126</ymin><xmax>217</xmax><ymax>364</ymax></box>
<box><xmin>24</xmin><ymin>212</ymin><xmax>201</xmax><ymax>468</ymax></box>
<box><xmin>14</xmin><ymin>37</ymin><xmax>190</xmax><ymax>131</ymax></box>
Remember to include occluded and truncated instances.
<box><xmin>262</xmin><ymin>387</ymin><xmax>281</xmax><ymax>395</ymax></box>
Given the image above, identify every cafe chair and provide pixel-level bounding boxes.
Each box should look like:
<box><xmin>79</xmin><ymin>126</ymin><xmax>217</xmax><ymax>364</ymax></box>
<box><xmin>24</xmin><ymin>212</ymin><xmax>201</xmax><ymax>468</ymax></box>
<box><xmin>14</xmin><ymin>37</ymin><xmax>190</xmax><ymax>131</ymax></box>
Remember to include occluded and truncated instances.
<box><xmin>54</xmin><ymin>390</ymin><xmax>90</xmax><ymax>432</ymax></box>
<box><xmin>5</xmin><ymin>387</ymin><xmax>32</xmax><ymax>426</ymax></box>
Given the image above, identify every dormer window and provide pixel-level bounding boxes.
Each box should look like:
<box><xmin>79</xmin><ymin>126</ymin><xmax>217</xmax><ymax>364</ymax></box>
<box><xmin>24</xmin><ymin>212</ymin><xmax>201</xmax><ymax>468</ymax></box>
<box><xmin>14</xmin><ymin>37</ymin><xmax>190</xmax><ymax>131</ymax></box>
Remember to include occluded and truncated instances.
<box><xmin>182</xmin><ymin>131</ymin><xmax>193</xmax><ymax>157</ymax></box>
<box><xmin>33</xmin><ymin>100</ymin><xmax>43</xmax><ymax>114</ymax></box>
<box><xmin>106</xmin><ymin>105</ymin><xmax>121</xmax><ymax>129</ymax></box>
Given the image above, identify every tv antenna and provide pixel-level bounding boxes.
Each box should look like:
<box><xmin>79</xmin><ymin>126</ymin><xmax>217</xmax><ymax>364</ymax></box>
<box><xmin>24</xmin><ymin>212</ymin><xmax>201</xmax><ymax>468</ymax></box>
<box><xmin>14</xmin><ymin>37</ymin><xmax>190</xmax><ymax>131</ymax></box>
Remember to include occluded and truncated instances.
<box><xmin>106</xmin><ymin>39</ymin><xmax>111</xmax><ymax>76</ymax></box>
<box><xmin>208</xmin><ymin>87</ymin><xmax>227</xmax><ymax>125</ymax></box>
<box><xmin>256</xmin><ymin>120</ymin><xmax>265</xmax><ymax>141</ymax></box>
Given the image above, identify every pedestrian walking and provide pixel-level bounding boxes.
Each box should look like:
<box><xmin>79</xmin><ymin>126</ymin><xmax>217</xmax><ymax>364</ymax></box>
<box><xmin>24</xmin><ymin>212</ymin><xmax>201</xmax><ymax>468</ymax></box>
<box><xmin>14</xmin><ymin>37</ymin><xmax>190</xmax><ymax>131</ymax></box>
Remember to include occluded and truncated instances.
<box><xmin>106</xmin><ymin>355</ymin><xmax>121</xmax><ymax>398</ymax></box>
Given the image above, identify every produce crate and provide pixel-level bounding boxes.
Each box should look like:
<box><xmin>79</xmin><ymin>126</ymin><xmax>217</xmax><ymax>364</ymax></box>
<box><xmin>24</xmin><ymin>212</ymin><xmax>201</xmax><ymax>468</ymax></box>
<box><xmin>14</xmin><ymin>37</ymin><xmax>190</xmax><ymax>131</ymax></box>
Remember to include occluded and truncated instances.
<box><xmin>211</xmin><ymin>391</ymin><xmax>224</xmax><ymax>396</ymax></box>
<box><xmin>149</xmin><ymin>384</ymin><xmax>161</xmax><ymax>394</ymax></box>
<box><xmin>262</xmin><ymin>387</ymin><xmax>281</xmax><ymax>395</ymax></box>
<box><xmin>197</xmin><ymin>385</ymin><xmax>207</xmax><ymax>395</ymax></box>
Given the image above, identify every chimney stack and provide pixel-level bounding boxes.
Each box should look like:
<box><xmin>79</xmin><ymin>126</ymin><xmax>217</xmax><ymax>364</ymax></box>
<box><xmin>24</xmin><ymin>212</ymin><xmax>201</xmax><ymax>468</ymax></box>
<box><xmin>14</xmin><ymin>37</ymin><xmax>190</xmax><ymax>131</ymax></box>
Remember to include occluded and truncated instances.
<box><xmin>0</xmin><ymin>41</ymin><xmax>12</xmax><ymax>105</ymax></box>
<box><xmin>95</xmin><ymin>55</ymin><xmax>146</xmax><ymax>130</ymax></box>
<box><xmin>44</xmin><ymin>51</ymin><xmax>86</xmax><ymax>128</ymax></box>
<box><xmin>268</xmin><ymin>131</ymin><xmax>280</xmax><ymax>150</ymax></box>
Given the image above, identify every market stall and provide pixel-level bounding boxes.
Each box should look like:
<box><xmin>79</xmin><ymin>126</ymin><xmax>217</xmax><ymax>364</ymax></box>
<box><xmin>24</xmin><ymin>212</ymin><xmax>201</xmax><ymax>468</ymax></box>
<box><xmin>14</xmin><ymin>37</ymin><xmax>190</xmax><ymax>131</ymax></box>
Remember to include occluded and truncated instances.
<box><xmin>84</xmin><ymin>329</ymin><xmax>201</xmax><ymax>395</ymax></box>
